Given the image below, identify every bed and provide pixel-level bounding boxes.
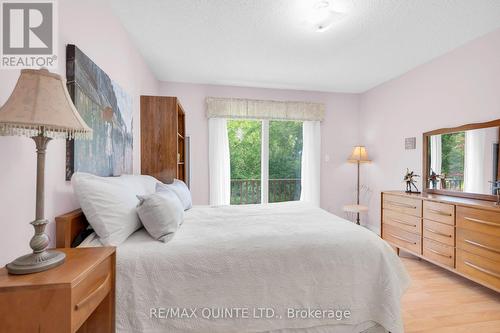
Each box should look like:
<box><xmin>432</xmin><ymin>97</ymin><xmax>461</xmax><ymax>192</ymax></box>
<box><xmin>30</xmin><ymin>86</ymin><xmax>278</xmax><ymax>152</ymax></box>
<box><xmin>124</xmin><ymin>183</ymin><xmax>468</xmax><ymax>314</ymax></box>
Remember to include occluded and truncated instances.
<box><xmin>56</xmin><ymin>201</ymin><xmax>409</xmax><ymax>333</ymax></box>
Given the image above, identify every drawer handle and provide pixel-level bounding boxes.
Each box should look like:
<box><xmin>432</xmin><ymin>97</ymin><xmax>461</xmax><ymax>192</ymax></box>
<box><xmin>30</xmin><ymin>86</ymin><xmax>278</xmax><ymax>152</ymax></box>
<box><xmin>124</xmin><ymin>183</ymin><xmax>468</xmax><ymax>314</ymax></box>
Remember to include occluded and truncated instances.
<box><xmin>75</xmin><ymin>275</ymin><xmax>110</xmax><ymax>311</ymax></box>
<box><xmin>464</xmin><ymin>217</ymin><xmax>500</xmax><ymax>227</ymax></box>
<box><xmin>386</xmin><ymin>201</ymin><xmax>417</xmax><ymax>209</ymax></box>
<box><xmin>389</xmin><ymin>218</ymin><xmax>417</xmax><ymax>227</ymax></box>
<box><xmin>464</xmin><ymin>261</ymin><xmax>500</xmax><ymax>279</ymax></box>
<box><xmin>424</xmin><ymin>227</ymin><xmax>452</xmax><ymax>238</ymax></box>
<box><xmin>464</xmin><ymin>239</ymin><xmax>500</xmax><ymax>254</ymax></box>
<box><xmin>387</xmin><ymin>232</ymin><xmax>417</xmax><ymax>245</ymax></box>
<box><xmin>428</xmin><ymin>208</ymin><xmax>452</xmax><ymax>217</ymax></box>
<box><xmin>427</xmin><ymin>248</ymin><xmax>452</xmax><ymax>258</ymax></box>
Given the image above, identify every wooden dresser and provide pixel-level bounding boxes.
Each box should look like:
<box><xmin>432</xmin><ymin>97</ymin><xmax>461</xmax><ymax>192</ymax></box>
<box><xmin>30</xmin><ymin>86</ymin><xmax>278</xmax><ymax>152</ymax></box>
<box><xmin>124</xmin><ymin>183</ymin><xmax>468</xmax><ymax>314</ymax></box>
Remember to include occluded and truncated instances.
<box><xmin>0</xmin><ymin>247</ymin><xmax>115</xmax><ymax>333</ymax></box>
<box><xmin>141</xmin><ymin>96</ymin><xmax>187</xmax><ymax>184</ymax></box>
<box><xmin>381</xmin><ymin>191</ymin><xmax>500</xmax><ymax>292</ymax></box>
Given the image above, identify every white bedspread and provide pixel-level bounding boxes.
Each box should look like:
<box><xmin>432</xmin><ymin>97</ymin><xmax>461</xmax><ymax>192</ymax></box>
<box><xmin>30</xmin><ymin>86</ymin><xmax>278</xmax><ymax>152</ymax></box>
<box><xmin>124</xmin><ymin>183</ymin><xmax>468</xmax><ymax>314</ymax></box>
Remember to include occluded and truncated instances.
<box><xmin>114</xmin><ymin>202</ymin><xmax>409</xmax><ymax>333</ymax></box>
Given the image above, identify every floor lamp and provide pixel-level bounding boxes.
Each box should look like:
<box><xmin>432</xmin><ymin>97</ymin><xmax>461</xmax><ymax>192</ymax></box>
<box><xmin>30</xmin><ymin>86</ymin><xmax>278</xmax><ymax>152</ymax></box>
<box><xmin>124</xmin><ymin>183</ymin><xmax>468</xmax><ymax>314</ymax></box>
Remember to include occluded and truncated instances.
<box><xmin>347</xmin><ymin>146</ymin><xmax>371</xmax><ymax>224</ymax></box>
<box><xmin>0</xmin><ymin>69</ymin><xmax>92</xmax><ymax>274</ymax></box>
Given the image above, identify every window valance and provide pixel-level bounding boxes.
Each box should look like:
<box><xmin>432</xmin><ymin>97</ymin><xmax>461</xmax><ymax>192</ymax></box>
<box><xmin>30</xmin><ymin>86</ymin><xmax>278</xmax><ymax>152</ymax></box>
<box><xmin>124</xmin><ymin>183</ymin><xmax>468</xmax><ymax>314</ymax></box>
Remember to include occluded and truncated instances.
<box><xmin>206</xmin><ymin>97</ymin><xmax>325</xmax><ymax>121</ymax></box>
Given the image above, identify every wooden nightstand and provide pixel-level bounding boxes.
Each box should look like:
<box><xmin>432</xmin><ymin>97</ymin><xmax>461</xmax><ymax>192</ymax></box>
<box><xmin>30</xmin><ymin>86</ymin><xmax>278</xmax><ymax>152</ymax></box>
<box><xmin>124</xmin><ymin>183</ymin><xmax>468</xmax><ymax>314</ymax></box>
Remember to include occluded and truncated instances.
<box><xmin>0</xmin><ymin>247</ymin><xmax>115</xmax><ymax>333</ymax></box>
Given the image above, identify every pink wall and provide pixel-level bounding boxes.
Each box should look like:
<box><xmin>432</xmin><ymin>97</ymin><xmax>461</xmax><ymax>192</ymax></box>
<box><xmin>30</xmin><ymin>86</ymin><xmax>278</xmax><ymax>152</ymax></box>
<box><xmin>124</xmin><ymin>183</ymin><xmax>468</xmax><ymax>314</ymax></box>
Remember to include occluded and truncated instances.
<box><xmin>359</xmin><ymin>28</ymin><xmax>500</xmax><ymax>233</ymax></box>
<box><xmin>160</xmin><ymin>82</ymin><xmax>361</xmax><ymax>214</ymax></box>
<box><xmin>0</xmin><ymin>0</ymin><xmax>159</xmax><ymax>266</ymax></box>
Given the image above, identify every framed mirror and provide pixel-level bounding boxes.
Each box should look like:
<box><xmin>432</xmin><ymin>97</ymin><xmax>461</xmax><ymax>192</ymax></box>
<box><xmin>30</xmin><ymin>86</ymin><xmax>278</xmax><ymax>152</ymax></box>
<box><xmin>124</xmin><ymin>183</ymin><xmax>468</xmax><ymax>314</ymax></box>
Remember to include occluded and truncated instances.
<box><xmin>423</xmin><ymin>119</ymin><xmax>500</xmax><ymax>201</ymax></box>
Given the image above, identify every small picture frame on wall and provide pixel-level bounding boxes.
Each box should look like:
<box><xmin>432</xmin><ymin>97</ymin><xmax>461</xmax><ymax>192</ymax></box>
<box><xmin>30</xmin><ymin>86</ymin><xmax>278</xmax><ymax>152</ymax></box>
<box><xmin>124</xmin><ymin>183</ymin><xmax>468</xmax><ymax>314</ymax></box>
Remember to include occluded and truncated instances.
<box><xmin>405</xmin><ymin>137</ymin><xmax>416</xmax><ymax>150</ymax></box>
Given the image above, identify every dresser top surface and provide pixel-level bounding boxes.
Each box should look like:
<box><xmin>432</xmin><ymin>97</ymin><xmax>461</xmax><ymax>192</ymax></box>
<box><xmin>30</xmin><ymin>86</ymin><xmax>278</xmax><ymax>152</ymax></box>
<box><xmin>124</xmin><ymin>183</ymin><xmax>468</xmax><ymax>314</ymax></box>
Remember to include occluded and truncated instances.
<box><xmin>383</xmin><ymin>191</ymin><xmax>500</xmax><ymax>212</ymax></box>
<box><xmin>0</xmin><ymin>247</ymin><xmax>115</xmax><ymax>290</ymax></box>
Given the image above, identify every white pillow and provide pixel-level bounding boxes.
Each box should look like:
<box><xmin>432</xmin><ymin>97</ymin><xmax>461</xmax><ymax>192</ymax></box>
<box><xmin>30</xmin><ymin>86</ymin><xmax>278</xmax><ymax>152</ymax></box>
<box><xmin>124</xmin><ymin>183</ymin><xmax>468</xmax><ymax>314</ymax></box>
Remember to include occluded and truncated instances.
<box><xmin>136</xmin><ymin>189</ymin><xmax>184</xmax><ymax>242</ymax></box>
<box><xmin>157</xmin><ymin>179</ymin><xmax>192</xmax><ymax>210</ymax></box>
<box><xmin>121</xmin><ymin>174</ymin><xmax>158</xmax><ymax>194</ymax></box>
<box><xmin>71</xmin><ymin>172</ymin><xmax>158</xmax><ymax>245</ymax></box>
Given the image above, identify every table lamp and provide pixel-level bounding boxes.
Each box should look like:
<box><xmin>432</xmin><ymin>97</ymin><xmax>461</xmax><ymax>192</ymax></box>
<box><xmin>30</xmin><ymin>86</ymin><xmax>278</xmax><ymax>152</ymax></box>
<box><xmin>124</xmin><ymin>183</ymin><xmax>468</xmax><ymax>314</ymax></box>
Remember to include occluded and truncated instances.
<box><xmin>0</xmin><ymin>69</ymin><xmax>92</xmax><ymax>274</ymax></box>
<box><xmin>347</xmin><ymin>146</ymin><xmax>371</xmax><ymax>224</ymax></box>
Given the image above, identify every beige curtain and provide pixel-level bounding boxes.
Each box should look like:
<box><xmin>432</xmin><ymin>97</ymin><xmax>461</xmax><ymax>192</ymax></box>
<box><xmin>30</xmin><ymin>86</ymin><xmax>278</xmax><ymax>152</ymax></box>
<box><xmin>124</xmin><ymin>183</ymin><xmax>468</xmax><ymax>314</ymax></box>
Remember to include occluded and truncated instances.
<box><xmin>206</xmin><ymin>97</ymin><xmax>325</xmax><ymax>121</ymax></box>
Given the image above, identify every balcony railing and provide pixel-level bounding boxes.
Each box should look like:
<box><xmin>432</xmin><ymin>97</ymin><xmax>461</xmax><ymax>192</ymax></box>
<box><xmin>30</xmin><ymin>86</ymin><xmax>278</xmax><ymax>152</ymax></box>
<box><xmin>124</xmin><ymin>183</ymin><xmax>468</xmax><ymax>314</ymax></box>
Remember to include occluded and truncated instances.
<box><xmin>442</xmin><ymin>178</ymin><xmax>464</xmax><ymax>191</ymax></box>
<box><xmin>230</xmin><ymin>179</ymin><xmax>301</xmax><ymax>205</ymax></box>
<box><xmin>429</xmin><ymin>178</ymin><xmax>464</xmax><ymax>191</ymax></box>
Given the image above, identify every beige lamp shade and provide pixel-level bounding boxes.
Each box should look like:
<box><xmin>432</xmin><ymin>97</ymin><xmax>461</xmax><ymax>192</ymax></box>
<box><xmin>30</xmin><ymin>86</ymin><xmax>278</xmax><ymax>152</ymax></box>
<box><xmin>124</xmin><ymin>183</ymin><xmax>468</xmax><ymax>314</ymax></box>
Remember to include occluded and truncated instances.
<box><xmin>0</xmin><ymin>69</ymin><xmax>92</xmax><ymax>139</ymax></box>
<box><xmin>348</xmin><ymin>146</ymin><xmax>371</xmax><ymax>163</ymax></box>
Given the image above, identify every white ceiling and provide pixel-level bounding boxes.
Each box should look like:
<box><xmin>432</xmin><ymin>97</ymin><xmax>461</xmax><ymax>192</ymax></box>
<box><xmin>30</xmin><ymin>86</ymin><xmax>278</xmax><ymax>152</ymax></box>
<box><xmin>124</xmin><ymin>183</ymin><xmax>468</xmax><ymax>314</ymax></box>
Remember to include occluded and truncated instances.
<box><xmin>110</xmin><ymin>0</ymin><xmax>500</xmax><ymax>93</ymax></box>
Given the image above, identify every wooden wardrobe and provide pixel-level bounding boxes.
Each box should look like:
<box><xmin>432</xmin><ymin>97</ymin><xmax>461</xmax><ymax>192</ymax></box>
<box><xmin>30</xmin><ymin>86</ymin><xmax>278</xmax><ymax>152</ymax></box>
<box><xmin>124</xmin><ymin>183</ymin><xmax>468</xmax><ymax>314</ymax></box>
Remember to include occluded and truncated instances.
<box><xmin>140</xmin><ymin>96</ymin><xmax>186</xmax><ymax>184</ymax></box>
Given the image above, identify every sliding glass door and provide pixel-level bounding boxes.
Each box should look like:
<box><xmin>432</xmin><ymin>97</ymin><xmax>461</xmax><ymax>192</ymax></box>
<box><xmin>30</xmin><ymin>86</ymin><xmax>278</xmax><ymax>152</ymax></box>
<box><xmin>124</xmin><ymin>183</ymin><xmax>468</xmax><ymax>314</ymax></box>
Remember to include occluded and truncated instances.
<box><xmin>228</xmin><ymin>120</ymin><xmax>262</xmax><ymax>204</ymax></box>
<box><xmin>228</xmin><ymin>119</ymin><xmax>302</xmax><ymax>205</ymax></box>
<box><xmin>269</xmin><ymin>120</ymin><xmax>302</xmax><ymax>202</ymax></box>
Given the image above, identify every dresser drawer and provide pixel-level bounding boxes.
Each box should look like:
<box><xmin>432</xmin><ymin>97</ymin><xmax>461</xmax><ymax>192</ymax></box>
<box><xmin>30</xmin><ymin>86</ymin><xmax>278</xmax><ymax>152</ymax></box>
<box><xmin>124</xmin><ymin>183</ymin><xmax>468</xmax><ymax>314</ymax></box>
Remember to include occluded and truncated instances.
<box><xmin>423</xmin><ymin>237</ymin><xmax>454</xmax><ymax>268</ymax></box>
<box><xmin>383</xmin><ymin>209</ymin><xmax>422</xmax><ymax>234</ymax></box>
<box><xmin>383</xmin><ymin>194</ymin><xmax>422</xmax><ymax>217</ymax></box>
<box><xmin>71</xmin><ymin>256</ymin><xmax>113</xmax><ymax>332</ymax></box>
<box><xmin>457</xmin><ymin>206</ymin><xmax>500</xmax><ymax>237</ymax></box>
<box><xmin>457</xmin><ymin>228</ymin><xmax>500</xmax><ymax>263</ymax></box>
<box><xmin>423</xmin><ymin>219</ymin><xmax>454</xmax><ymax>246</ymax></box>
<box><xmin>382</xmin><ymin>224</ymin><xmax>421</xmax><ymax>254</ymax></box>
<box><xmin>423</xmin><ymin>201</ymin><xmax>455</xmax><ymax>225</ymax></box>
<box><xmin>456</xmin><ymin>249</ymin><xmax>500</xmax><ymax>291</ymax></box>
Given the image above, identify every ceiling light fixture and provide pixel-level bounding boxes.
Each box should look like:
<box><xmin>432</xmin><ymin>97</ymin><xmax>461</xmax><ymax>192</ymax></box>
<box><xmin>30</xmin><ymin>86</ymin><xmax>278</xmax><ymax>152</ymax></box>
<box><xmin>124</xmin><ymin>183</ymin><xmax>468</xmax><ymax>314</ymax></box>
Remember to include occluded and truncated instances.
<box><xmin>306</xmin><ymin>0</ymin><xmax>346</xmax><ymax>32</ymax></box>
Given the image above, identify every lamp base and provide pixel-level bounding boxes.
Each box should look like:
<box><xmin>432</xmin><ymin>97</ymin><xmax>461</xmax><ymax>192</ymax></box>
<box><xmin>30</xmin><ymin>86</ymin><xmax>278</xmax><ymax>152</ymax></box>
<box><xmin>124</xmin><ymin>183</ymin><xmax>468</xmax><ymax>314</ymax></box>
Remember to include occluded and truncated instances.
<box><xmin>6</xmin><ymin>250</ymin><xmax>65</xmax><ymax>275</ymax></box>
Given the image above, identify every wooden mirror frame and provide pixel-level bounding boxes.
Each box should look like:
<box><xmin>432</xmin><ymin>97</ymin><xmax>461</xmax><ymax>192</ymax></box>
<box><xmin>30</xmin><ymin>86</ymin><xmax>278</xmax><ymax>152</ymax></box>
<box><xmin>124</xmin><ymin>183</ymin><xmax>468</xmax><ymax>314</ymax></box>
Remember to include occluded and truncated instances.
<box><xmin>423</xmin><ymin>118</ymin><xmax>500</xmax><ymax>201</ymax></box>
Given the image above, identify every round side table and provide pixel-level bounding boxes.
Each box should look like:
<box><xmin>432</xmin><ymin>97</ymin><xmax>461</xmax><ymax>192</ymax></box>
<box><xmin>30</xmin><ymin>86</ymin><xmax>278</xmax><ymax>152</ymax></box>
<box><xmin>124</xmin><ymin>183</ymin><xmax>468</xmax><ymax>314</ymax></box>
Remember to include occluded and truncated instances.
<box><xmin>343</xmin><ymin>204</ymin><xmax>368</xmax><ymax>225</ymax></box>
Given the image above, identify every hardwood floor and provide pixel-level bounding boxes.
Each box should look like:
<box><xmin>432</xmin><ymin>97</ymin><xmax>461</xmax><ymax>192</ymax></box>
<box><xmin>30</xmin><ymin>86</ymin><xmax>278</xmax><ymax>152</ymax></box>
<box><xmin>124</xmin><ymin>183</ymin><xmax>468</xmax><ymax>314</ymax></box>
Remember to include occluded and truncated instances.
<box><xmin>401</xmin><ymin>255</ymin><xmax>500</xmax><ymax>333</ymax></box>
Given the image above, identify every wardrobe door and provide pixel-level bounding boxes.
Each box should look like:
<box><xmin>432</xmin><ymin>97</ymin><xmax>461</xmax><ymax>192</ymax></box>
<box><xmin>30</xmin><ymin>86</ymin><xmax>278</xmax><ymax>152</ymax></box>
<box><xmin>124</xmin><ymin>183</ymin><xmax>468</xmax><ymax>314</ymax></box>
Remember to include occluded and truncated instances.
<box><xmin>141</xmin><ymin>96</ymin><xmax>178</xmax><ymax>183</ymax></box>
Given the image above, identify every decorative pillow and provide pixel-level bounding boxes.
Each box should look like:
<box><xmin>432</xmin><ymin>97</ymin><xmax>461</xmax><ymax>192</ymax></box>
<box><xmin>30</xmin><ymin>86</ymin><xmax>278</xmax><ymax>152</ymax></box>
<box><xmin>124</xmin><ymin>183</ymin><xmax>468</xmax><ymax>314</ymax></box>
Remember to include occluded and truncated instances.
<box><xmin>157</xmin><ymin>179</ymin><xmax>192</xmax><ymax>210</ymax></box>
<box><xmin>136</xmin><ymin>189</ymin><xmax>184</xmax><ymax>242</ymax></box>
<box><xmin>71</xmin><ymin>172</ymin><xmax>158</xmax><ymax>246</ymax></box>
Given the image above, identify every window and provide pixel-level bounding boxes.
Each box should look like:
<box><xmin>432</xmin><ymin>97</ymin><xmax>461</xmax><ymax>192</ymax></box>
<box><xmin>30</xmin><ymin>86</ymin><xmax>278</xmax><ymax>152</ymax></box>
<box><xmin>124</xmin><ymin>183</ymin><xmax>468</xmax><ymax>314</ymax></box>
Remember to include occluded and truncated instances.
<box><xmin>228</xmin><ymin>119</ymin><xmax>303</xmax><ymax>205</ymax></box>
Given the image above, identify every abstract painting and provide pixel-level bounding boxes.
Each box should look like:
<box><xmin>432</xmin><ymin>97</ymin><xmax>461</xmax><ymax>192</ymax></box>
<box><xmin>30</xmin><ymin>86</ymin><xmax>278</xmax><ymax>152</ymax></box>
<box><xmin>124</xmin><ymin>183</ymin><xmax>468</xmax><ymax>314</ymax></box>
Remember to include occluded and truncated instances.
<box><xmin>65</xmin><ymin>44</ymin><xmax>133</xmax><ymax>180</ymax></box>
